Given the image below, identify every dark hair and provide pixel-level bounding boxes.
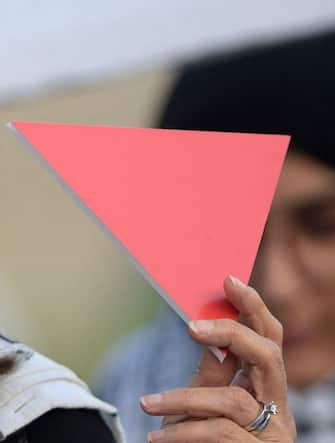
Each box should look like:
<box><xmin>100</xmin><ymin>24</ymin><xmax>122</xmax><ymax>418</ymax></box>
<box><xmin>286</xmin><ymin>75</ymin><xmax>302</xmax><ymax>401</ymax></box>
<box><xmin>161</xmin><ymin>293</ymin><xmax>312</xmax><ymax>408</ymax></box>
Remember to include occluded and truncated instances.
<box><xmin>158</xmin><ymin>30</ymin><xmax>335</xmax><ymax>167</ymax></box>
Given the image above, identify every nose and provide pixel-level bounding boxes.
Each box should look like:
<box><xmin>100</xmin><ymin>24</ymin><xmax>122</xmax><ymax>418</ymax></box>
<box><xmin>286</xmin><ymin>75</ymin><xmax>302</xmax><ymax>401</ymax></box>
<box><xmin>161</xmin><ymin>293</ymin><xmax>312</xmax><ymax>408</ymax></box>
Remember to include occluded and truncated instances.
<box><xmin>251</xmin><ymin>234</ymin><xmax>305</xmax><ymax>309</ymax></box>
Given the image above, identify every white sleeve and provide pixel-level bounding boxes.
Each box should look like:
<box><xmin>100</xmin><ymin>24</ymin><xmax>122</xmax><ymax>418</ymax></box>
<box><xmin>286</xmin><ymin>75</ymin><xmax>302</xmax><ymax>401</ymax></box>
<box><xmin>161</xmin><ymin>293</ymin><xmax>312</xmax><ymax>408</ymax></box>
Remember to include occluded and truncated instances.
<box><xmin>0</xmin><ymin>336</ymin><xmax>126</xmax><ymax>443</ymax></box>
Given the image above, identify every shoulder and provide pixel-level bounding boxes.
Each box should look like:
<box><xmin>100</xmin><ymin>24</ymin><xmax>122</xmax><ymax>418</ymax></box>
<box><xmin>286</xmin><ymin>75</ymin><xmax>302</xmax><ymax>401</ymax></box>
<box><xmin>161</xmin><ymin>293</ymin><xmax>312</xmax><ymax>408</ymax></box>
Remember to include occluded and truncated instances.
<box><xmin>0</xmin><ymin>337</ymin><xmax>123</xmax><ymax>443</ymax></box>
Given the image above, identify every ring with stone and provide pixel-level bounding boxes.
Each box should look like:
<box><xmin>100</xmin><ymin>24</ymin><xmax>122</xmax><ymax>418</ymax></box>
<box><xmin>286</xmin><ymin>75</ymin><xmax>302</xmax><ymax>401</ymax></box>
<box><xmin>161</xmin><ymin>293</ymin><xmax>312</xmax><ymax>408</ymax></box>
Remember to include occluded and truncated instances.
<box><xmin>245</xmin><ymin>401</ymin><xmax>278</xmax><ymax>433</ymax></box>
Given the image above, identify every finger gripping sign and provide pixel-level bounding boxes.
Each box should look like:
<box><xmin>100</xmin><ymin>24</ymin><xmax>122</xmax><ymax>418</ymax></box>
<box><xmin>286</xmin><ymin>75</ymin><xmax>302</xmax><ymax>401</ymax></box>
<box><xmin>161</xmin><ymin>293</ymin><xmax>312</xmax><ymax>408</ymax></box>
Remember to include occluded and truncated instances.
<box><xmin>8</xmin><ymin>122</ymin><xmax>289</xmax><ymax>362</ymax></box>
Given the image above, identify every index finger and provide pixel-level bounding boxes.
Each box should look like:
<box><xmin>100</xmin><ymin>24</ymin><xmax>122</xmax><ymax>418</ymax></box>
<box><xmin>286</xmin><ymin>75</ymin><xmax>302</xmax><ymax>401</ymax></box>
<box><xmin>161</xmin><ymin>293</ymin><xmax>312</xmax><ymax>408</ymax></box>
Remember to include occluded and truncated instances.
<box><xmin>188</xmin><ymin>319</ymin><xmax>287</xmax><ymax>403</ymax></box>
<box><xmin>224</xmin><ymin>276</ymin><xmax>283</xmax><ymax>346</ymax></box>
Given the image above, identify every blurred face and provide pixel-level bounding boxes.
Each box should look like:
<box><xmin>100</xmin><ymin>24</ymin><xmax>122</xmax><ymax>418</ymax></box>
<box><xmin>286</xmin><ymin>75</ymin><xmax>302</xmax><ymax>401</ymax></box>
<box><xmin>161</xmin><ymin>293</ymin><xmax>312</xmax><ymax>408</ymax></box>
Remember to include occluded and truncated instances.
<box><xmin>251</xmin><ymin>151</ymin><xmax>335</xmax><ymax>390</ymax></box>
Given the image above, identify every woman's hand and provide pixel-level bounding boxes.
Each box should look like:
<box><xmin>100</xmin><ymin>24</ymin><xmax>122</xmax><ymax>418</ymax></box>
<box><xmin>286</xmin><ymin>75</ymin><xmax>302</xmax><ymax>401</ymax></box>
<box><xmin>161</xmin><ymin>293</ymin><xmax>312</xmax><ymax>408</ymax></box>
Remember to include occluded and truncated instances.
<box><xmin>140</xmin><ymin>276</ymin><xmax>297</xmax><ymax>442</ymax></box>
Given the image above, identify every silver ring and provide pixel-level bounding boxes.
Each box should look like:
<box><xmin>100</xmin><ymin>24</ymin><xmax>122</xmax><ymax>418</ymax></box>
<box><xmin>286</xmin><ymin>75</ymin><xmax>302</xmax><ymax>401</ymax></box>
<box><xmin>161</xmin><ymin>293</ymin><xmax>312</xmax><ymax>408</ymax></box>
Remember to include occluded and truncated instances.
<box><xmin>245</xmin><ymin>401</ymin><xmax>278</xmax><ymax>433</ymax></box>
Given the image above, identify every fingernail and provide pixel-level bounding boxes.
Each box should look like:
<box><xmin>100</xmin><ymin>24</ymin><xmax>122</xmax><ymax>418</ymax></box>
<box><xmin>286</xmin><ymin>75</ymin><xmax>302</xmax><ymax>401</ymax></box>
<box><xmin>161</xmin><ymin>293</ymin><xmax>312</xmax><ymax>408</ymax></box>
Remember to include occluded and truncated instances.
<box><xmin>228</xmin><ymin>275</ymin><xmax>247</xmax><ymax>290</ymax></box>
<box><xmin>148</xmin><ymin>430</ymin><xmax>165</xmax><ymax>442</ymax></box>
<box><xmin>141</xmin><ymin>393</ymin><xmax>163</xmax><ymax>408</ymax></box>
<box><xmin>189</xmin><ymin>320</ymin><xmax>214</xmax><ymax>335</ymax></box>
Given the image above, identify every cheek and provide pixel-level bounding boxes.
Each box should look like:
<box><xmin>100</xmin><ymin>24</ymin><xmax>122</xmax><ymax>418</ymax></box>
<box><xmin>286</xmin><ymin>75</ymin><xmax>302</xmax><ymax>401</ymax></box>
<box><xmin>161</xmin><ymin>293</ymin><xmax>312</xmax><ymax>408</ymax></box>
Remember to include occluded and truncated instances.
<box><xmin>322</xmin><ymin>303</ymin><xmax>335</xmax><ymax>330</ymax></box>
<box><xmin>313</xmin><ymin>283</ymin><xmax>335</xmax><ymax>333</ymax></box>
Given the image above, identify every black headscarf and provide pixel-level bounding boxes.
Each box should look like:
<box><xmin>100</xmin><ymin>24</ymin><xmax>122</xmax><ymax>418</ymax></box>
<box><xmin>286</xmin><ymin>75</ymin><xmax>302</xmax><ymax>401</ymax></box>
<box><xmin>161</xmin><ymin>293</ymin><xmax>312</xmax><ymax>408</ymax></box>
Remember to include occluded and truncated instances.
<box><xmin>158</xmin><ymin>29</ymin><xmax>335</xmax><ymax>168</ymax></box>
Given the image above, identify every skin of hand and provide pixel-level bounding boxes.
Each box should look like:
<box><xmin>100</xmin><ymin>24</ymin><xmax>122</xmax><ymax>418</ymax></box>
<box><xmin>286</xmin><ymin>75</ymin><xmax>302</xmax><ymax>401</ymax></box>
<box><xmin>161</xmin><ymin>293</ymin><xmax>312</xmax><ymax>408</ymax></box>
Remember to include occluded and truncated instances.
<box><xmin>140</xmin><ymin>276</ymin><xmax>297</xmax><ymax>443</ymax></box>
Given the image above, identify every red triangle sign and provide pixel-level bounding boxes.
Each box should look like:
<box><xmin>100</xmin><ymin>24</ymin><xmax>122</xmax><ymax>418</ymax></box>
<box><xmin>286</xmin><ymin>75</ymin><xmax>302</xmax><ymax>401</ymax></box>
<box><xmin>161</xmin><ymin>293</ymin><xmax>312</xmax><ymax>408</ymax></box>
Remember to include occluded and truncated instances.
<box><xmin>9</xmin><ymin>121</ymin><xmax>289</xmax><ymax>360</ymax></box>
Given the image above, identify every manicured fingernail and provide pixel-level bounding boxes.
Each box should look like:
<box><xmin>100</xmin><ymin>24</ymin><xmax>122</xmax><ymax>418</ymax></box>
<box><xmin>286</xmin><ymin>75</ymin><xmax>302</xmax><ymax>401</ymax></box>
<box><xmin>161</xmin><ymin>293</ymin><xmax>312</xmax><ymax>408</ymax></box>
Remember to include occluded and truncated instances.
<box><xmin>148</xmin><ymin>430</ymin><xmax>165</xmax><ymax>442</ymax></box>
<box><xmin>228</xmin><ymin>275</ymin><xmax>247</xmax><ymax>289</ymax></box>
<box><xmin>141</xmin><ymin>393</ymin><xmax>163</xmax><ymax>408</ymax></box>
<box><xmin>189</xmin><ymin>320</ymin><xmax>214</xmax><ymax>335</ymax></box>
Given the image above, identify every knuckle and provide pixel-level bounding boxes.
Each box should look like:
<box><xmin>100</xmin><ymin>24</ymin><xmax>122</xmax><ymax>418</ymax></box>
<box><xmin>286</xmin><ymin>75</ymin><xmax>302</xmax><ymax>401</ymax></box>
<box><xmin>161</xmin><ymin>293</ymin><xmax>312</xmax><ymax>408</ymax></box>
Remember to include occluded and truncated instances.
<box><xmin>226</xmin><ymin>386</ymin><xmax>253</xmax><ymax>414</ymax></box>
<box><xmin>162</xmin><ymin>388</ymin><xmax>182</xmax><ymax>407</ymax></box>
<box><xmin>248</xmin><ymin>288</ymin><xmax>271</xmax><ymax>319</ymax></box>
<box><xmin>213</xmin><ymin>318</ymin><xmax>230</xmax><ymax>331</ymax></box>
<box><xmin>272</xmin><ymin>318</ymin><xmax>284</xmax><ymax>343</ymax></box>
<box><xmin>214</xmin><ymin>418</ymin><xmax>240</xmax><ymax>442</ymax></box>
<box><xmin>212</xmin><ymin>318</ymin><xmax>223</xmax><ymax>331</ymax></box>
<box><xmin>160</xmin><ymin>389</ymin><xmax>173</xmax><ymax>402</ymax></box>
<box><xmin>248</xmin><ymin>286</ymin><xmax>266</xmax><ymax>311</ymax></box>
<box><xmin>288</xmin><ymin>418</ymin><xmax>298</xmax><ymax>441</ymax></box>
<box><xmin>227</xmin><ymin>319</ymin><xmax>239</xmax><ymax>340</ymax></box>
<box><xmin>215</xmin><ymin>319</ymin><xmax>237</xmax><ymax>341</ymax></box>
<box><xmin>215</xmin><ymin>418</ymin><xmax>231</xmax><ymax>437</ymax></box>
<box><xmin>292</xmin><ymin>421</ymin><xmax>298</xmax><ymax>440</ymax></box>
<box><xmin>227</xmin><ymin>385</ymin><xmax>247</xmax><ymax>403</ymax></box>
<box><xmin>184</xmin><ymin>388</ymin><xmax>197</xmax><ymax>408</ymax></box>
<box><xmin>276</xmin><ymin>413</ymin><xmax>297</xmax><ymax>443</ymax></box>
<box><xmin>285</xmin><ymin>411</ymin><xmax>298</xmax><ymax>439</ymax></box>
<box><xmin>263</xmin><ymin>339</ymin><xmax>284</xmax><ymax>368</ymax></box>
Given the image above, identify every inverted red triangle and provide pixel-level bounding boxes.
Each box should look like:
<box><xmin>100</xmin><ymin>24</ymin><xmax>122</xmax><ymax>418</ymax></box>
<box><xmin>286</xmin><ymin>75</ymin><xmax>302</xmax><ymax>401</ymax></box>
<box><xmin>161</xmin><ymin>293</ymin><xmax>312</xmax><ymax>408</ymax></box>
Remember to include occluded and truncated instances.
<box><xmin>9</xmin><ymin>121</ymin><xmax>289</xmax><ymax>360</ymax></box>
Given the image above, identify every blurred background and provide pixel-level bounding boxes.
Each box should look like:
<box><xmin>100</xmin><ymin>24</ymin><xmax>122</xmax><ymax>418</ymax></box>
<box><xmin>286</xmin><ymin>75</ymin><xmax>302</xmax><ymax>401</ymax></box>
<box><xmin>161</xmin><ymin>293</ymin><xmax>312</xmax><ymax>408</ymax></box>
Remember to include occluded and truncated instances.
<box><xmin>1</xmin><ymin>0</ymin><xmax>335</xmax><ymax>381</ymax></box>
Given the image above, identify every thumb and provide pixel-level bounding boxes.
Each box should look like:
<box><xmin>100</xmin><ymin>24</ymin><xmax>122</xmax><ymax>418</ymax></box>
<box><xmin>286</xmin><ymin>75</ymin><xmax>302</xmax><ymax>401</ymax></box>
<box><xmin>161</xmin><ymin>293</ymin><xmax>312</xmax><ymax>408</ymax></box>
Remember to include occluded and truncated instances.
<box><xmin>189</xmin><ymin>346</ymin><xmax>238</xmax><ymax>388</ymax></box>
